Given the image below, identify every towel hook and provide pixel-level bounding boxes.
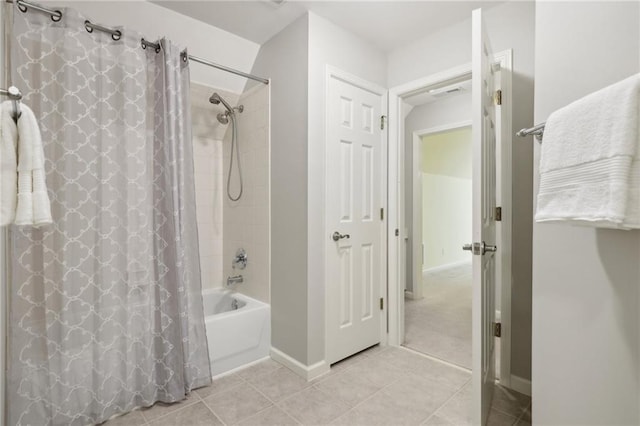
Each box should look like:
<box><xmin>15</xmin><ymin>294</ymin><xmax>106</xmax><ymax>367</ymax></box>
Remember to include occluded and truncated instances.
<box><xmin>0</xmin><ymin>86</ymin><xmax>22</xmax><ymax>122</ymax></box>
<box><xmin>9</xmin><ymin>86</ymin><xmax>22</xmax><ymax>121</ymax></box>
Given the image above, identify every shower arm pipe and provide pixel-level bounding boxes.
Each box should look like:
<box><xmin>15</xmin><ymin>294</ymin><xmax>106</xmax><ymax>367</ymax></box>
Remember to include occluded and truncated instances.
<box><xmin>10</xmin><ymin>0</ymin><xmax>270</xmax><ymax>85</ymax></box>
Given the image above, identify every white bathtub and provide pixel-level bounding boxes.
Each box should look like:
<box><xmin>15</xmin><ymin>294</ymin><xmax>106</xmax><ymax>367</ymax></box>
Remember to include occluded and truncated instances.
<box><xmin>202</xmin><ymin>288</ymin><xmax>270</xmax><ymax>376</ymax></box>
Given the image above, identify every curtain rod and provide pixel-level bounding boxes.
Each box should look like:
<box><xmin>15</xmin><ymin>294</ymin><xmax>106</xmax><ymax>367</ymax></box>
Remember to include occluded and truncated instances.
<box><xmin>9</xmin><ymin>0</ymin><xmax>270</xmax><ymax>85</ymax></box>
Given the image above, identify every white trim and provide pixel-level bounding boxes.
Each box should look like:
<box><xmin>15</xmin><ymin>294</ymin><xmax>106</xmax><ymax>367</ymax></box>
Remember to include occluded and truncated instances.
<box><xmin>325</xmin><ymin>65</ymin><xmax>387</xmax><ymax>96</ymax></box>
<box><xmin>323</xmin><ymin>65</ymin><xmax>388</xmax><ymax>367</ymax></box>
<box><xmin>422</xmin><ymin>260</ymin><xmax>471</xmax><ymax>275</ymax></box>
<box><xmin>388</xmin><ymin>63</ymin><xmax>473</xmax><ymax>348</ymax></box>
<box><xmin>270</xmin><ymin>347</ymin><xmax>330</xmax><ymax>381</ymax></box>
<box><xmin>387</xmin><ymin>51</ymin><xmax>514</xmax><ymax>388</ymax></box>
<box><xmin>411</xmin><ymin>131</ymin><xmax>422</xmax><ymax>299</ymax></box>
<box><xmin>493</xmin><ymin>49</ymin><xmax>513</xmax><ymax>390</ymax></box>
<box><xmin>509</xmin><ymin>374</ymin><xmax>532</xmax><ymax>397</ymax></box>
<box><xmin>414</xmin><ymin>120</ymin><xmax>473</xmax><ymax>138</ymax></box>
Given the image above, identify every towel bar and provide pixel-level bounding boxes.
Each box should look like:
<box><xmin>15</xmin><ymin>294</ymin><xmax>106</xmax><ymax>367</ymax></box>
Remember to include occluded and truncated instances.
<box><xmin>517</xmin><ymin>122</ymin><xmax>545</xmax><ymax>142</ymax></box>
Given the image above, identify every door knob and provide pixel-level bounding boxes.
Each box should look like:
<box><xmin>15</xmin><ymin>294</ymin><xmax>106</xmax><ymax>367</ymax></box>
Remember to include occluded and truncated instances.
<box><xmin>462</xmin><ymin>242</ymin><xmax>497</xmax><ymax>255</ymax></box>
<box><xmin>332</xmin><ymin>232</ymin><xmax>350</xmax><ymax>242</ymax></box>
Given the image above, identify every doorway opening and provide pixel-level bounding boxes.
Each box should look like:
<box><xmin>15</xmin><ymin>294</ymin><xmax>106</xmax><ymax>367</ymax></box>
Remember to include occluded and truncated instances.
<box><xmin>387</xmin><ymin>48</ymin><xmax>513</xmax><ymax>390</ymax></box>
<box><xmin>403</xmin><ymin>115</ymin><xmax>473</xmax><ymax>369</ymax></box>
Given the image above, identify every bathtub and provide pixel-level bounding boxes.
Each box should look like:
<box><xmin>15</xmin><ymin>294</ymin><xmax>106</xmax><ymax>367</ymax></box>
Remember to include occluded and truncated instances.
<box><xmin>202</xmin><ymin>288</ymin><xmax>270</xmax><ymax>376</ymax></box>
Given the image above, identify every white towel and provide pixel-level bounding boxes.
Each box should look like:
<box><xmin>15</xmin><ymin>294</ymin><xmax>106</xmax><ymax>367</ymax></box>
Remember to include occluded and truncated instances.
<box><xmin>536</xmin><ymin>73</ymin><xmax>640</xmax><ymax>228</ymax></box>
<box><xmin>13</xmin><ymin>103</ymin><xmax>52</xmax><ymax>226</ymax></box>
<box><xmin>0</xmin><ymin>102</ymin><xmax>18</xmax><ymax>226</ymax></box>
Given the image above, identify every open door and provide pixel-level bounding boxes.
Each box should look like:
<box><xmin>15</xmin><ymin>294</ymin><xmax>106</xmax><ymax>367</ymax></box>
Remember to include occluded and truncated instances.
<box><xmin>468</xmin><ymin>8</ymin><xmax>498</xmax><ymax>425</ymax></box>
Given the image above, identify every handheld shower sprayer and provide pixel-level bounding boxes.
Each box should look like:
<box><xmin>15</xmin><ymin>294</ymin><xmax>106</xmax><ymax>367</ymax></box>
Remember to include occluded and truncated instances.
<box><xmin>209</xmin><ymin>92</ymin><xmax>244</xmax><ymax>201</ymax></box>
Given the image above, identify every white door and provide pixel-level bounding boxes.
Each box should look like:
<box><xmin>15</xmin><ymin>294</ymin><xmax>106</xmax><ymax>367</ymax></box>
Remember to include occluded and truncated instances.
<box><xmin>470</xmin><ymin>8</ymin><xmax>498</xmax><ymax>425</ymax></box>
<box><xmin>326</xmin><ymin>70</ymin><xmax>385</xmax><ymax>365</ymax></box>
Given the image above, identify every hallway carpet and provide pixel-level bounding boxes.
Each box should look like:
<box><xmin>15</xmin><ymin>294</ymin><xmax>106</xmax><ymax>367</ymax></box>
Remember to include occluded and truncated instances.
<box><xmin>404</xmin><ymin>263</ymin><xmax>472</xmax><ymax>369</ymax></box>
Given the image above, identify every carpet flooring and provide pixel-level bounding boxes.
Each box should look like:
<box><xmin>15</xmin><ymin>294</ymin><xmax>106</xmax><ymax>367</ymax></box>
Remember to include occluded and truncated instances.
<box><xmin>404</xmin><ymin>263</ymin><xmax>472</xmax><ymax>369</ymax></box>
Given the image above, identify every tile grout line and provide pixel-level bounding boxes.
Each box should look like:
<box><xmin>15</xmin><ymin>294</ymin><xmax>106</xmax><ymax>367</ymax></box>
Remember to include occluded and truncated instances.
<box><xmin>199</xmin><ymin>394</ymin><xmax>231</xmax><ymax>426</ymax></box>
<box><xmin>140</xmin><ymin>392</ymin><xmax>203</xmax><ymax>425</ymax></box>
<box><xmin>489</xmin><ymin>391</ymin><xmax>531</xmax><ymax>421</ymax></box>
<box><xmin>513</xmin><ymin>400</ymin><xmax>532</xmax><ymax>425</ymax></box>
<box><xmin>423</xmin><ymin>377</ymin><xmax>472</xmax><ymax>425</ymax></box>
<box><xmin>322</xmin><ymin>345</ymin><xmax>467</xmax><ymax>423</ymax></box>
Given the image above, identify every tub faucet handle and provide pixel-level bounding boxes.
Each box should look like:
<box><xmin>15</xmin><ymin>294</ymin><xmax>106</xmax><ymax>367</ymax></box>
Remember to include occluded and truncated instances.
<box><xmin>233</xmin><ymin>248</ymin><xmax>248</xmax><ymax>270</ymax></box>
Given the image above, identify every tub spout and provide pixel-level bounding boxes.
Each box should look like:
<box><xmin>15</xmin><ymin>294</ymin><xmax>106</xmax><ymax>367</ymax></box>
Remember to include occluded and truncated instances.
<box><xmin>227</xmin><ymin>275</ymin><xmax>243</xmax><ymax>287</ymax></box>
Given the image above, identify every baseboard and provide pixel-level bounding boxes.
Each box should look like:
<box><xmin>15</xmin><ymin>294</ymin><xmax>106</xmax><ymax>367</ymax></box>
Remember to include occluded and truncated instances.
<box><xmin>211</xmin><ymin>356</ymin><xmax>271</xmax><ymax>380</ymax></box>
<box><xmin>510</xmin><ymin>374</ymin><xmax>531</xmax><ymax>396</ymax></box>
<box><xmin>270</xmin><ymin>347</ymin><xmax>330</xmax><ymax>381</ymax></box>
<box><xmin>423</xmin><ymin>260</ymin><xmax>471</xmax><ymax>275</ymax></box>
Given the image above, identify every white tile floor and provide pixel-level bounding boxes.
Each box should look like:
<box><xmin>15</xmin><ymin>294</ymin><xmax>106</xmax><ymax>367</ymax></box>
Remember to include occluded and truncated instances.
<box><xmin>105</xmin><ymin>345</ymin><xmax>531</xmax><ymax>426</ymax></box>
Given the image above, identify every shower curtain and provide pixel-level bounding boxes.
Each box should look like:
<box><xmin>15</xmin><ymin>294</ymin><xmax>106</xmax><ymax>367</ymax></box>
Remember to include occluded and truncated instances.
<box><xmin>8</xmin><ymin>5</ymin><xmax>210</xmax><ymax>425</ymax></box>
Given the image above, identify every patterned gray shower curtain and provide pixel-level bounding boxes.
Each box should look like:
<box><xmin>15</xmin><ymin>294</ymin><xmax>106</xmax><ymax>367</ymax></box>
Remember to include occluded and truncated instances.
<box><xmin>8</xmin><ymin>5</ymin><xmax>211</xmax><ymax>425</ymax></box>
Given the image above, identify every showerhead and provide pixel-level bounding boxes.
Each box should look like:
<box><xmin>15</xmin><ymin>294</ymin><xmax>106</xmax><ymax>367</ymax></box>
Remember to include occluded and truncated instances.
<box><xmin>209</xmin><ymin>92</ymin><xmax>244</xmax><ymax>125</ymax></box>
<box><xmin>209</xmin><ymin>92</ymin><xmax>233</xmax><ymax>113</ymax></box>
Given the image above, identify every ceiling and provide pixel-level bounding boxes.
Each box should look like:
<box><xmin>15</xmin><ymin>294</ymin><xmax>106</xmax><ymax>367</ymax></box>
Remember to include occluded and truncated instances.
<box><xmin>153</xmin><ymin>1</ymin><xmax>504</xmax><ymax>52</ymax></box>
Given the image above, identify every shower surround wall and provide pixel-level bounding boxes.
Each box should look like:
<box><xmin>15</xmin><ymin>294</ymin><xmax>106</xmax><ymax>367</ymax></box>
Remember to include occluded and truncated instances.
<box><xmin>191</xmin><ymin>83</ymin><xmax>239</xmax><ymax>289</ymax></box>
<box><xmin>191</xmin><ymin>81</ymin><xmax>270</xmax><ymax>301</ymax></box>
<box><xmin>223</xmin><ymin>84</ymin><xmax>270</xmax><ymax>303</ymax></box>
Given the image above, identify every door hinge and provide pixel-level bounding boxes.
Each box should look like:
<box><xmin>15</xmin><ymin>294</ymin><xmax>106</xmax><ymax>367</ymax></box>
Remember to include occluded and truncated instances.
<box><xmin>380</xmin><ymin>298</ymin><xmax>384</xmax><ymax>310</ymax></box>
<box><xmin>380</xmin><ymin>208</ymin><xmax>384</xmax><ymax>221</ymax></box>
<box><xmin>495</xmin><ymin>206</ymin><xmax>502</xmax><ymax>221</ymax></box>
<box><xmin>494</xmin><ymin>322</ymin><xmax>502</xmax><ymax>338</ymax></box>
<box><xmin>494</xmin><ymin>90</ymin><xmax>502</xmax><ymax>106</ymax></box>
<box><xmin>380</xmin><ymin>115</ymin><xmax>386</xmax><ymax>130</ymax></box>
<box><xmin>395</xmin><ymin>228</ymin><xmax>399</xmax><ymax>237</ymax></box>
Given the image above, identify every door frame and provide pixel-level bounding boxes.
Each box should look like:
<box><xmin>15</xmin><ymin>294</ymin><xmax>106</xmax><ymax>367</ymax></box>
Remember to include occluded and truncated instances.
<box><xmin>324</xmin><ymin>64</ymin><xmax>389</xmax><ymax>366</ymax></box>
<box><xmin>409</xmin><ymin>120</ymin><xmax>473</xmax><ymax>301</ymax></box>
<box><xmin>387</xmin><ymin>49</ymin><xmax>513</xmax><ymax>386</ymax></box>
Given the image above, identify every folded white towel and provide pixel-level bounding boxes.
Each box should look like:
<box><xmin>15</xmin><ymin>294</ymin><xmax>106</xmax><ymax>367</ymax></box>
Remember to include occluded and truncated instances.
<box><xmin>0</xmin><ymin>102</ymin><xmax>18</xmax><ymax>226</ymax></box>
<box><xmin>536</xmin><ymin>73</ymin><xmax>640</xmax><ymax>228</ymax></box>
<box><xmin>14</xmin><ymin>104</ymin><xmax>52</xmax><ymax>226</ymax></box>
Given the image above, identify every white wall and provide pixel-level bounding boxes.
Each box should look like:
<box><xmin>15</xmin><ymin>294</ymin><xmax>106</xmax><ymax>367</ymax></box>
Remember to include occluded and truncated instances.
<box><xmin>307</xmin><ymin>12</ymin><xmax>387</xmax><ymax>366</ymax></box>
<box><xmin>421</xmin><ymin>128</ymin><xmax>472</xmax><ymax>271</ymax></box>
<box><xmin>251</xmin><ymin>15</ymin><xmax>309</xmax><ymax>364</ymax></box>
<box><xmin>252</xmin><ymin>12</ymin><xmax>387</xmax><ymax>367</ymax></box>
<box><xmin>422</xmin><ymin>174</ymin><xmax>471</xmax><ymax>269</ymax></box>
<box><xmin>223</xmin><ymin>84</ymin><xmax>270</xmax><ymax>303</ymax></box>
<box><xmin>53</xmin><ymin>1</ymin><xmax>260</xmax><ymax>94</ymax></box>
<box><xmin>389</xmin><ymin>1</ymin><xmax>535</xmax><ymax>380</ymax></box>
<box><xmin>532</xmin><ymin>2</ymin><xmax>640</xmax><ymax>424</ymax></box>
<box><xmin>404</xmin><ymin>92</ymin><xmax>471</xmax><ymax>293</ymax></box>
